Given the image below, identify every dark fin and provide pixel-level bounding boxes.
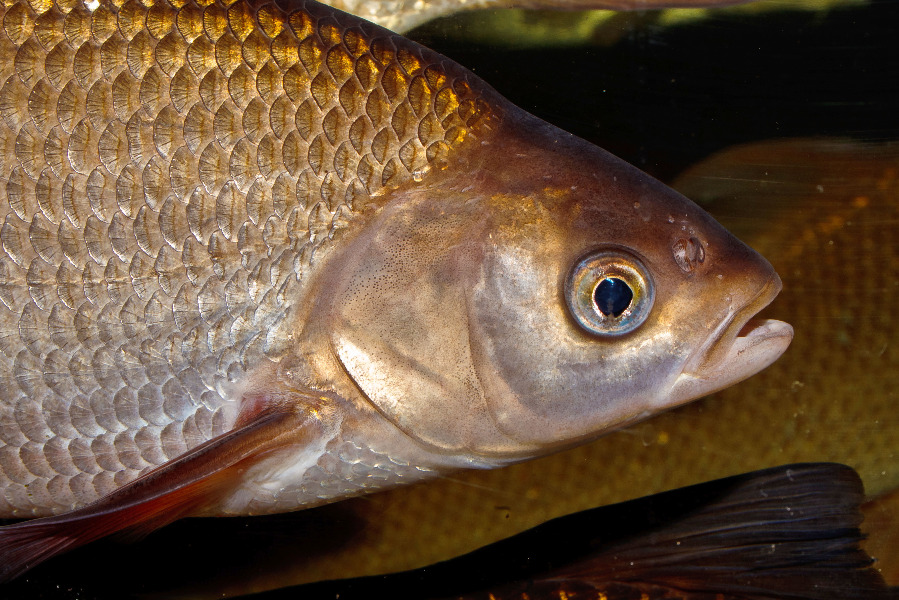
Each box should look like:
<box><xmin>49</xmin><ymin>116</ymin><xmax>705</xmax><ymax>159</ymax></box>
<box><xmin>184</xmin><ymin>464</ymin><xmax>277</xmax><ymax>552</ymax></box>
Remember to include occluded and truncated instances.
<box><xmin>282</xmin><ymin>463</ymin><xmax>893</xmax><ymax>600</ymax></box>
<box><xmin>529</xmin><ymin>462</ymin><xmax>891</xmax><ymax>600</ymax></box>
<box><xmin>0</xmin><ymin>406</ymin><xmax>307</xmax><ymax>583</ymax></box>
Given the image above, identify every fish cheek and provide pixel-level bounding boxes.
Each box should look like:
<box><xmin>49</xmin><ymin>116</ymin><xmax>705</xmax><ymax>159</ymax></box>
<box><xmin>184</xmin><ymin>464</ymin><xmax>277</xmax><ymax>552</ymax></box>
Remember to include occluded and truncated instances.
<box><xmin>465</xmin><ymin>239</ymin><xmax>687</xmax><ymax>449</ymax></box>
<box><xmin>328</xmin><ymin>211</ymin><xmax>520</xmax><ymax>456</ymax></box>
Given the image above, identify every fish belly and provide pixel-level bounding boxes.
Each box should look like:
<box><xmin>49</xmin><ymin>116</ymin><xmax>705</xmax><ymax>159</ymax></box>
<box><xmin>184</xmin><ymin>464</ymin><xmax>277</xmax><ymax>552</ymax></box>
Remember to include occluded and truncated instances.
<box><xmin>208</xmin><ymin>421</ymin><xmax>441</xmax><ymax>516</ymax></box>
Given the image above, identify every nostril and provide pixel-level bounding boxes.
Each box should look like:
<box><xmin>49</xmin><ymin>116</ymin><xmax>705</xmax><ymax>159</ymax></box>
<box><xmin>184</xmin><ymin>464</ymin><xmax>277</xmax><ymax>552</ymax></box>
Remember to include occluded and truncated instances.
<box><xmin>673</xmin><ymin>236</ymin><xmax>705</xmax><ymax>273</ymax></box>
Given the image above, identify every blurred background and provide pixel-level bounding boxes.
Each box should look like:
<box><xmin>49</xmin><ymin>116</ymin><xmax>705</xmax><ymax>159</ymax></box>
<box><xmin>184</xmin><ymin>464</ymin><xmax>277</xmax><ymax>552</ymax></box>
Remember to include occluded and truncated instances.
<box><xmin>5</xmin><ymin>1</ymin><xmax>898</xmax><ymax>597</ymax></box>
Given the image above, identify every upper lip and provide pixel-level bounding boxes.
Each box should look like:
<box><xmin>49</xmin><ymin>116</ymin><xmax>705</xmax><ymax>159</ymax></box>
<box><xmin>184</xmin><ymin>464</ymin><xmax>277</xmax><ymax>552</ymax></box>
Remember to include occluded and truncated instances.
<box><xmin>686</xmin><ymin>273</ymin><xmax>784</xmax><ymax>374</ymax></box>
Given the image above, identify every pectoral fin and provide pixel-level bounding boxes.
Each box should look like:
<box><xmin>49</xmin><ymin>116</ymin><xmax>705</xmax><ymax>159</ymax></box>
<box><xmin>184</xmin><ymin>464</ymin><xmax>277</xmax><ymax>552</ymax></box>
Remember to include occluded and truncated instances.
<box><xmin>0</xmin><ymin>406</ymin><xmax>310</xmax><ymax>582</ymax></box>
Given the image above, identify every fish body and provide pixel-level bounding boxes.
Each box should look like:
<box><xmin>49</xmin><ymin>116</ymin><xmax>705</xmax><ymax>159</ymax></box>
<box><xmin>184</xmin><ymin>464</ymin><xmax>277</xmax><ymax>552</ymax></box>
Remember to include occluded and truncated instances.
<box><xmin>323</xmin><ymin>0</ymin><xmax>758</xmax><ymax>35</ymax></box>
<box><xmin>0</xmin><ymin>0</ymin><xmax>501</xmax><ymax>519</ymax></box>
<box><xmin>0</xmin><ymin>0</ymin><xmax>790</xmax><ymax>578</ymax></box>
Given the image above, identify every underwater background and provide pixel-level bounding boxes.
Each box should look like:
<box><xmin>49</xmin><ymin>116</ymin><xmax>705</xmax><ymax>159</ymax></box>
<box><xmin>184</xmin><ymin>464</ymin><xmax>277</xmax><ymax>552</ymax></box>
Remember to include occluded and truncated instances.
<box><xmin>5</xmin><ymin>1</ymin><xmax>898</xmax><ymax>597</ymax></box>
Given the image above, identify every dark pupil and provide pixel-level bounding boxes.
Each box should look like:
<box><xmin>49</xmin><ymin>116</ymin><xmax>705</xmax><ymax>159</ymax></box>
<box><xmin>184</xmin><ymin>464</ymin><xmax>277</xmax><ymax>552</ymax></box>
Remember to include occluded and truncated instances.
<box><xmin>594</xmin><ymin>278</ymin><xmax>633</xmax><ymax>317</ymax></box>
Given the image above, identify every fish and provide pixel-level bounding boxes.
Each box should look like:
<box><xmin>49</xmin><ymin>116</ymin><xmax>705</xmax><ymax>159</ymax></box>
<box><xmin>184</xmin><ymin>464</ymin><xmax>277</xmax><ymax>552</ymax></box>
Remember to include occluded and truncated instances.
<box><xmin>0</xmin><ymin>0</ymin><xmax>791</xmax><ymax>580</ymax></box>
<box><xmin>322</xmin><ymin>0</ymin><xmax>760</xmax><ymax>35</ymax></box>
<box><xmin>174</xmin><ymin>464</ymin><xmax>899</xmax><ymax>599</ymax></box>
<box><xmin>275</xmin><ymin>3</ymin><xmax>899</xmax><ymax>588</ymax></box>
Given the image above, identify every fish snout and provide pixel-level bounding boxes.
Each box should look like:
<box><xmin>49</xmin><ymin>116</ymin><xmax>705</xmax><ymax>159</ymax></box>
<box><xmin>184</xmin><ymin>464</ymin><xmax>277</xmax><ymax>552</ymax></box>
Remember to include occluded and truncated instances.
<box><xmin>669</xmin><ymin>246</ymin><xmax>793</xmax><ymax>405</ymax></box>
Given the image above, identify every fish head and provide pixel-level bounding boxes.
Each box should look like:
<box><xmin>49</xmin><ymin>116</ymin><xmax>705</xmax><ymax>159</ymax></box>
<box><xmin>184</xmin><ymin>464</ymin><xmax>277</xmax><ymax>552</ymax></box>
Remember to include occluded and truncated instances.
<box><xmin>316</xmin><ymin>112</ymin><xmax>792</xmax><ymax>462</ymax></box>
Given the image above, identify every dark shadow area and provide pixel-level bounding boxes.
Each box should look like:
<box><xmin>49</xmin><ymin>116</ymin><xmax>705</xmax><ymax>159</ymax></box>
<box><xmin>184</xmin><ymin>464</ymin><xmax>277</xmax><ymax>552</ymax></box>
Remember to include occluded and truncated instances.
<box><xmin>411</xmin><ymin>1</ymin><xmax>899</xmax><ymax>181</ymax></box>
<box><xmin>0</xmin><ymin>500</ymin><xmax>365</xmax><ymax>600</ymax></box>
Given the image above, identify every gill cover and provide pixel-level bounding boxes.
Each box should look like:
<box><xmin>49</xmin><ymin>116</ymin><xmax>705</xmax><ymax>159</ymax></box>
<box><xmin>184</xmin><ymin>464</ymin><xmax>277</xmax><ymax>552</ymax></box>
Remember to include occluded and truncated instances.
<box><xmin>329</xmin><ymin>196</ymin><xmax>522</xmax><ymax>457</ymax></box>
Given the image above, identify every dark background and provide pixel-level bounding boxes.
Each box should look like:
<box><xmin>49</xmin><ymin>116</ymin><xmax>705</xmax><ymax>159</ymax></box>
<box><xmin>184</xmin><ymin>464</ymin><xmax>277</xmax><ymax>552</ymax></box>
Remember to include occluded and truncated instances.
<box><xmin>412</xmin><ymin>0</ymin><xmax>899</xmax><ymax>182</ymax></box>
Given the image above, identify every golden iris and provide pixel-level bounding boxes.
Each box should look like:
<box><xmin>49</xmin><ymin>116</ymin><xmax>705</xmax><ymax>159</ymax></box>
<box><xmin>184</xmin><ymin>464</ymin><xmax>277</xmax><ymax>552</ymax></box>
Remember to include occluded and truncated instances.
<box><xmin>565</xmin><ymin>248</ymin><xmax>654</xmax><ymax>336</ymax></box>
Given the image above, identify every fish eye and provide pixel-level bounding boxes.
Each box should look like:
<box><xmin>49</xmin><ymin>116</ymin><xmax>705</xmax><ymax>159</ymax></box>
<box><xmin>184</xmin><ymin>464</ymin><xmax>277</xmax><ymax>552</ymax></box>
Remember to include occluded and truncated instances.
<box><xmin>565</xmin><ymin>248</ymin><xmax>655</xmax><ymax>336</ymax></box>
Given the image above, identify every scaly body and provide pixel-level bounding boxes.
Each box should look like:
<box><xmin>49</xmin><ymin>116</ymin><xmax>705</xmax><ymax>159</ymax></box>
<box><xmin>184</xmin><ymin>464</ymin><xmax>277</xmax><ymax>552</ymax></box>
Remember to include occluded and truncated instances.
<box><xmin>0</xmin><ymin>0</ymin><xmax>790</xmax><ymax>580</ymax></box>
<box><xmin>0</xmin><ymin>0</ymin><xmax>498</xmax><ymax>517</ymax></box>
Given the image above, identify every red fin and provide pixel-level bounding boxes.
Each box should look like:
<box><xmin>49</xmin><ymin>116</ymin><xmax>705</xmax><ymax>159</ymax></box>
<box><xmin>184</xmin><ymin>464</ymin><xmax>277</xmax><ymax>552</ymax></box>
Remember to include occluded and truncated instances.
<box><xmin>0</xmin><ymin>408</ymin><xmax>306</xmax><ymax>582</ymax></box>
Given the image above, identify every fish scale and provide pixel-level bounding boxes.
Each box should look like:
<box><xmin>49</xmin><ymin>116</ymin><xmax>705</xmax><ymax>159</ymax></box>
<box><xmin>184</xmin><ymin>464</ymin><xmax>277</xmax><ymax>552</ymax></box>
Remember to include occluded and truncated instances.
<box><xmin>0</xmin><ymin>0</ymin><xmax>494</xmax><ymax>517</ymax></box>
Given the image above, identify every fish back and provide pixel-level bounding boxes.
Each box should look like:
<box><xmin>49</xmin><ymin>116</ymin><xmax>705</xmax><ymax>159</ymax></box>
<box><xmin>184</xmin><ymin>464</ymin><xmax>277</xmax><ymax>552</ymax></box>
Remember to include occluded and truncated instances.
<box><xmin>0</xmin><ymin>0</ymin><xmax>496</xmax><ymax>517</ymax></box>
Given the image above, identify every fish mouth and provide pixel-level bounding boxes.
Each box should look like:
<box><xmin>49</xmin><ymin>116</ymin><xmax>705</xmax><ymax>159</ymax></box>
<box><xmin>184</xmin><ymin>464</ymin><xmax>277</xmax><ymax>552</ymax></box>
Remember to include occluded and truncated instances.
<box><xmin>668</xmin><ymin>275</ymin><xmax>793</xmax><ymax>405</ymax></box>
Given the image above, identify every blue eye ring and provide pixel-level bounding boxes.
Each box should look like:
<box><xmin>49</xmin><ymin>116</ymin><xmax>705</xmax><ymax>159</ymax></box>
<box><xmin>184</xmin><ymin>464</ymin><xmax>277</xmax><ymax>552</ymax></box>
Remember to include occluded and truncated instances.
<box><xmin>565</xmin><ymin>248</ymin><xmax>655</xmax><ymax>336</ymax></box>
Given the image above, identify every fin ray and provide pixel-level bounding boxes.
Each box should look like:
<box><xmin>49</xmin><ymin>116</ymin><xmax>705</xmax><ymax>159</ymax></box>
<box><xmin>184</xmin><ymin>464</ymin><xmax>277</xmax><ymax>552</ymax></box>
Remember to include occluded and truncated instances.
<box><xmin>540</xmin><ymin>463</ymin><xmax>886</xmax><ymax>599</ymax></box>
